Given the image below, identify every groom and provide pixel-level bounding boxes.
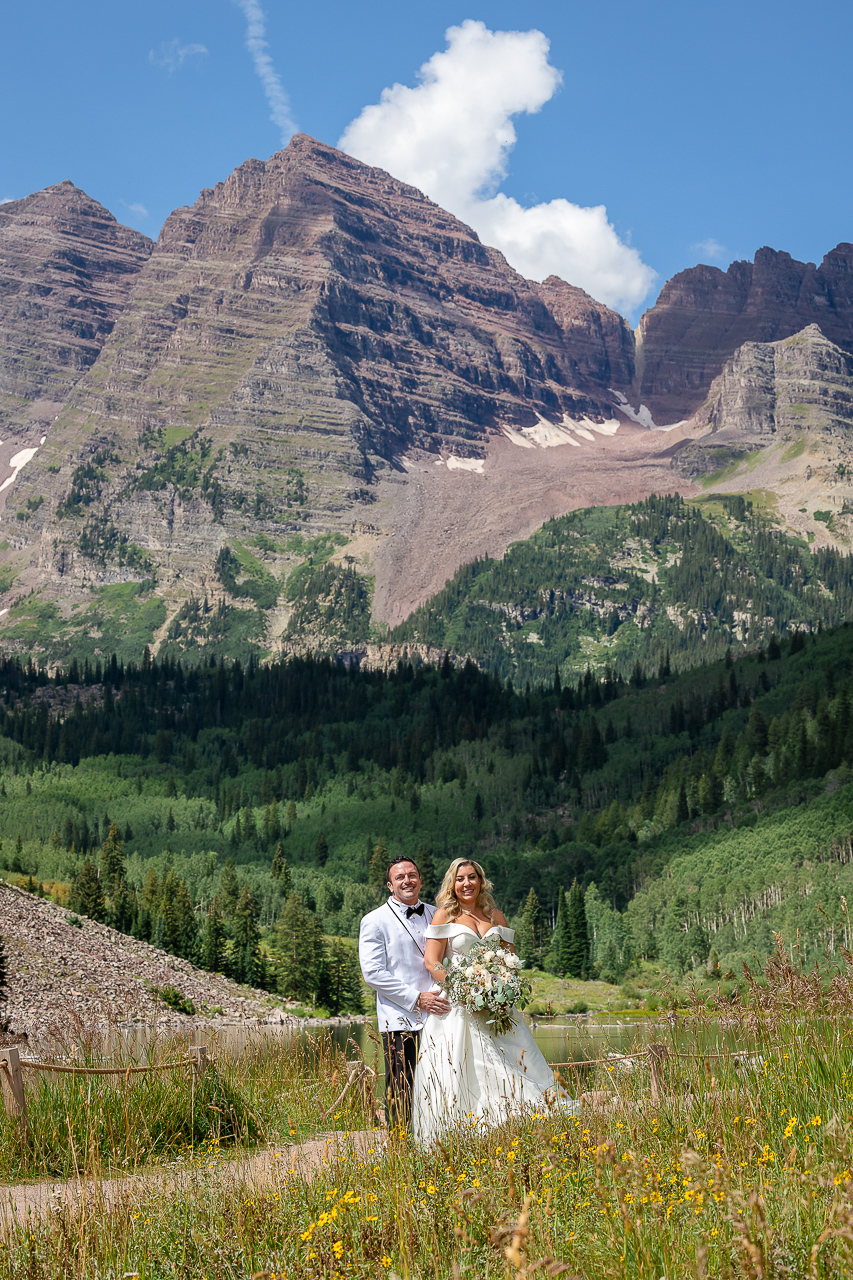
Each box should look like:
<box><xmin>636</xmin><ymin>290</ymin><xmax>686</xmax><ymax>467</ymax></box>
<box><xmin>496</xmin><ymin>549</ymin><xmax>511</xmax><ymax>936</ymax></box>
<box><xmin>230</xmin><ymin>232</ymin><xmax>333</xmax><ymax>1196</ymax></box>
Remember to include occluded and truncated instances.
<box><xmin>358</xmin><ymin>855</ymin><xmax>450</xmax><ymax>1127</ymax></box>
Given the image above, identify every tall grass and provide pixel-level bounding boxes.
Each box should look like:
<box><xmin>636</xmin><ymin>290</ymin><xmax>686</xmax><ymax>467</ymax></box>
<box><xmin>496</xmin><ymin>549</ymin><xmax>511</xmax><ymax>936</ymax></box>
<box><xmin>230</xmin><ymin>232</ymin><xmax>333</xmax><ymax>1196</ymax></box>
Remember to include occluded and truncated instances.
<box><xmin>0</xmin><ymin>1029</ymin><xmax>372</xmax><ymax>1181</ymax></box>
<box><xmin>3</xmin><ymin>948</ymin><xmax>853</xmax><ymax>1276</ymax></box>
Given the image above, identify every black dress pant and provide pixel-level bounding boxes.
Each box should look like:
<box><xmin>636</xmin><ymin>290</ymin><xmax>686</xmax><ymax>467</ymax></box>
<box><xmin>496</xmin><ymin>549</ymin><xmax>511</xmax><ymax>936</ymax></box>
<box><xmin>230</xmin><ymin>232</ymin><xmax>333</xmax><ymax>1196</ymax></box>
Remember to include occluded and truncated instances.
<box><xmin>381</xmin><ymin>1029</ymin><xmax>421</xmax><ymax>1128</ymax></box>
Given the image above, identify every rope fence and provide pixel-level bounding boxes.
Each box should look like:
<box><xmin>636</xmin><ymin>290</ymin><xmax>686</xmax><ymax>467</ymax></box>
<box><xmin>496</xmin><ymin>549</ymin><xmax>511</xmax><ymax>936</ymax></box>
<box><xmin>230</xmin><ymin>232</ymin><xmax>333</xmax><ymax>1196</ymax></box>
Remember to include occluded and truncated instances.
<box><xmin>0</xmin><ymin>1037</ymin><xmax>775</xmax><ymax>1135</ymax></box>
<box><xmin>19</xmin><ymin>1058</ymin><xmax>197</xmax><ymax>1077</ymax></box>
<box><xmin>0</xmin><ymin>1046</ymin><xmax>210</xmax><ymax>1131</ymax></box>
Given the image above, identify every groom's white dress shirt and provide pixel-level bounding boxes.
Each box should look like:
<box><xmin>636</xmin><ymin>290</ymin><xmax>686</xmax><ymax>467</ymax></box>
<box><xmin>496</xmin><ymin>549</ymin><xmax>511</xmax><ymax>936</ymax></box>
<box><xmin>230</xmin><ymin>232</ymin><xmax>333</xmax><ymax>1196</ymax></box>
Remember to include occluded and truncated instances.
<box><xmin>358</xmin><ymin>897</ymin><xmax>436</xmax><ymax>1032</ymax></box>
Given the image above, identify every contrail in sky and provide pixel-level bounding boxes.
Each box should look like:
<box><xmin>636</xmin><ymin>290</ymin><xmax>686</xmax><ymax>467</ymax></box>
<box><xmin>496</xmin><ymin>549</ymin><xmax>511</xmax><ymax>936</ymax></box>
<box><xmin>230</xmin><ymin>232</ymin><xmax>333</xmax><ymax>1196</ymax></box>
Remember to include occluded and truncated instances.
<box><xmin>233</xmin><ymin>0</ymin><xmax>296</xmax><ymax>146</ymax></box>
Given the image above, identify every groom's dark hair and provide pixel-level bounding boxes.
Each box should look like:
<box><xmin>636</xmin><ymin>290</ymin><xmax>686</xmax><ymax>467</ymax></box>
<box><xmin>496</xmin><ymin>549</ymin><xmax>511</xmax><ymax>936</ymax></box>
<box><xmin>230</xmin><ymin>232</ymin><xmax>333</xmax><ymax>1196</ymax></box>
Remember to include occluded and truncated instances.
<box><xmin>386</xmin><ymin>855</ymin><xmax>421</xmax><ymax>881</ymax></box>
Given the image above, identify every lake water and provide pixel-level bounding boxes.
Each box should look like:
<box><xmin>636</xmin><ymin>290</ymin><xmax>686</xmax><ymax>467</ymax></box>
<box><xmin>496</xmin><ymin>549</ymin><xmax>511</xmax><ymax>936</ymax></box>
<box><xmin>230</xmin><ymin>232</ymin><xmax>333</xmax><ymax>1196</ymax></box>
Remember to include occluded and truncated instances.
<box><xmin>173</xmin><ymin>1015</ymin><xmax>674</xmax><ymax>1084</ymax></box>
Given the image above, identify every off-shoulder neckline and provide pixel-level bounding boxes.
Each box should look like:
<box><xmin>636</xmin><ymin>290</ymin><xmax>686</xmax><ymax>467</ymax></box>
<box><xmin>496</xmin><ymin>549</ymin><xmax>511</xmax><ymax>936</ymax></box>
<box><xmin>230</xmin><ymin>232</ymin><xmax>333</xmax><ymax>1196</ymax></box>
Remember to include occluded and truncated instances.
<box><xmin>431</xmin><ymin>922</ymin><xmax>508</xmax><ymax>939</ymax></box>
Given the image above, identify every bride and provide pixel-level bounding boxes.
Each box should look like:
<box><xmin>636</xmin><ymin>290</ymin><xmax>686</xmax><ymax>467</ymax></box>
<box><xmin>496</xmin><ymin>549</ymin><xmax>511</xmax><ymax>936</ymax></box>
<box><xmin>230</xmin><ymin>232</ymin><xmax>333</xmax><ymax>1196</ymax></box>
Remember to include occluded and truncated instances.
<box><xmin>412</xmin><ymin>857</ymin><xmax>577</xmax><ymax>1144</ymax></box>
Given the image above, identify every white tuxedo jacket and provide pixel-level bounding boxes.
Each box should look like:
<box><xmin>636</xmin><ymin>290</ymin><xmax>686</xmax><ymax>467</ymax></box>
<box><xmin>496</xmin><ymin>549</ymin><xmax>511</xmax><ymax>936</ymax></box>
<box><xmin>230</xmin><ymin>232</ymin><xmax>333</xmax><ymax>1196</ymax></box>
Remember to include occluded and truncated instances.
<box><xmin>358</xmin><ymin>898</ymin><xmax>436</xmax><ymax>1032</ymax></box>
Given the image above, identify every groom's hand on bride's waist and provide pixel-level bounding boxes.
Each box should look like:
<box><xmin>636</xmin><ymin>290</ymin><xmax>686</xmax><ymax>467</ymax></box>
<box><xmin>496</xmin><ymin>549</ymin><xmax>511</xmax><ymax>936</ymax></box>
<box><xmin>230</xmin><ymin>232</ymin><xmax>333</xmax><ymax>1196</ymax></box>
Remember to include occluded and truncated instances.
<box><xmin>415</xmin><ymin>991</ymin><xmax>451</xmax><ymax>1015</ymax></box>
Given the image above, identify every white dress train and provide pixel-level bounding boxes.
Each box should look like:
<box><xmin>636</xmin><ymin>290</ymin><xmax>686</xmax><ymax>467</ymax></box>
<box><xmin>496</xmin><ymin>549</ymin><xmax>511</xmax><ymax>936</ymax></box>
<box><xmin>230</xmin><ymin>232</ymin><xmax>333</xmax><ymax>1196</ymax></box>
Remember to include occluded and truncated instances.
<box><xmin>412</xmin><ymin>923</ymin><xmax>578</xmax><ymax>1145</ymax></box>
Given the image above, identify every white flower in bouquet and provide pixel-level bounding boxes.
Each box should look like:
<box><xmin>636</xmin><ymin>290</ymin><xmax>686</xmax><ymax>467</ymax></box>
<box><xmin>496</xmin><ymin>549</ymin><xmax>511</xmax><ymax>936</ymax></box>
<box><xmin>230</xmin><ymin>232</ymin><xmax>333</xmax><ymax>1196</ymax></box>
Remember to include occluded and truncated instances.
<box><xmin>442</xmin><ymin>938</ymin><xmax>533</xmax><ymax>1036</ymax></box>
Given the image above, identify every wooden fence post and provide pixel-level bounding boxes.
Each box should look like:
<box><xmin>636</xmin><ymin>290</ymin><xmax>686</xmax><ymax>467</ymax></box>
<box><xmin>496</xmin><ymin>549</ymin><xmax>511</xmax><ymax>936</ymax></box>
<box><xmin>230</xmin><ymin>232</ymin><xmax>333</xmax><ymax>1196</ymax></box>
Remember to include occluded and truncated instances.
<box><xmin>189</xmin><ymin>1046</ymin><xmax>208</xmax><ymax>1079</ymax></box>
<box><xmin>647</xmin><ymin>1043</ymin><xmax>669</xmax><ymax>1105</ymax></box>
<box><xmin>0</xmin><ymin>1047</ymin><xmax>28</xmax><ymax>1130</ymax></box>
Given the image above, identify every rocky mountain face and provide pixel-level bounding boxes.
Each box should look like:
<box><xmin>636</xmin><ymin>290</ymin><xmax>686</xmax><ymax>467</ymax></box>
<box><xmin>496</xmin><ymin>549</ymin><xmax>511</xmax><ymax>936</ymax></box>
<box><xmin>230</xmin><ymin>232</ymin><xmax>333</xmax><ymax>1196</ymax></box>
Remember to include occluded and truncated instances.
<box><xmin>0</xmin><ymin>135</ymin><xmax>851</xmax><ymax>667</ymax></box>
<box><xmin>0</xmin><ymin>135</ymin><xmax>652</xmax><ymax>659</ymax></box>
<box><xmin>22</xmin><ymin>135</ymin><xmax>634</xmax><ymax>476</ymax></box>
<box><xmin>683</xmin><ymin>324</ymin><xmax>853</xmax><ymax>459</ymax></box>
<box><xmin>0</xmin><ymin>182</ymin><xmax>153</xmax><ymax>441</ymax></box>
<box><xmin>638</xmin><ymin>244</ymin><xmax>853</xmax><ymax>424</ymax></box>
<box><xmin>673</xmin><ymin>324</ymin><xmax>853</xmax><ymax>543</ymax></box>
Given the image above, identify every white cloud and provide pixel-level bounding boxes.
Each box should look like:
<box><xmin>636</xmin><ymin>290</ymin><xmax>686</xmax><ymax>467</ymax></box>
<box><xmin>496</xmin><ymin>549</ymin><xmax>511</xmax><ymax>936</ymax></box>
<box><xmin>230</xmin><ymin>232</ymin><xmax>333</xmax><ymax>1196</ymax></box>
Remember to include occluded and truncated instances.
<box><xmin>692</xmin><ymin>238</ymin><xmax>728</xmax><ymax>262</ymax></box>
<box><xmin>149</xmin><ymin>39</ymin><xmax>208</xmax><ymax>72</ymax></box>
<box><xmin>339</xmin><ymin>21</ymin><xmax>655</xmax><ymax>314</ymax></box>
<box><xmin>121</xmin><ymin>200</ymin><xmax>149</xmax><ymax>219</ymax></box>
<box><xmin>232</xmin><ymin>0</ymin><xmax>296</xmax><ymax>146</ymax></box>
<box><xmin>0</xmin><ymin>197</ymin><xmax>15</xmax><ymax>205</ymax></box>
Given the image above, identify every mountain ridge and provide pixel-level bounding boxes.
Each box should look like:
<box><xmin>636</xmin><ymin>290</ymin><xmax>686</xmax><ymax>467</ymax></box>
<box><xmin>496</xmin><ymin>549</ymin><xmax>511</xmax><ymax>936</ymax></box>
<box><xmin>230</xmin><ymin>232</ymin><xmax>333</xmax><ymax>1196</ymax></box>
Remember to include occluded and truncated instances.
<box><xmin>0</xmin><ymin>136</ymin><xmax>851</xmax><ymax>667</ymax></box>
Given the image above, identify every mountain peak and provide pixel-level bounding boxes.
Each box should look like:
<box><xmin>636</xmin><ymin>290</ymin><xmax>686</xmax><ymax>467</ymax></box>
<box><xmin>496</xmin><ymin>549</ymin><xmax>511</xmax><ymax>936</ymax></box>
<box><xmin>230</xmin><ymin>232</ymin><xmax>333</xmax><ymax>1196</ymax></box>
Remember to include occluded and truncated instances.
<box><xmin>639</xmin><ymin>241</ymin><xmax>853</xmax><ymax>423</ymax></box>
<box><xmin>0</xmin><ymin>178</ymin><xmax>154</xmax><ymax>428</ymax></box>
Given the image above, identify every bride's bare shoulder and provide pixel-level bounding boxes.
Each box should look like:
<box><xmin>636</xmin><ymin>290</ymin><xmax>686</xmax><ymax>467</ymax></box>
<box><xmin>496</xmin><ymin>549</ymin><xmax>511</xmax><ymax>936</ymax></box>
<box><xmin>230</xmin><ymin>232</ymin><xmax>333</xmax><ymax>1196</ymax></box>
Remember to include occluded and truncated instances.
<box><xmin>491</xmin><ymin>909</ymin><xmax>509</xmax><ymax>927</ymax></box>
<box><xmin>431</xmin><ymin>907</ymin><xmax>450</xmax><ymax>925</ymax></box>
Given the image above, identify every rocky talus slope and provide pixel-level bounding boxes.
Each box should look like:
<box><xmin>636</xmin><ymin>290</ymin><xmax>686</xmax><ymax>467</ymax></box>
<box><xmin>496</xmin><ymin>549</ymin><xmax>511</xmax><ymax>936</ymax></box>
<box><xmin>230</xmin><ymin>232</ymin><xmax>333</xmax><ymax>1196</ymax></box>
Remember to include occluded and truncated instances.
<box><xmin>0</xmin><ymin>183</ymin><xmax>152</xmax><ymax>446</ymax></box>
<box><xmin>0</xmin><ymin>883</ymin><xmax>286</xmax><ymax>1040</ymax></box>
<box><xmin>638</xmin><ymin>244</ymin><xmax>853</xmax><ymax>424</ymax></box>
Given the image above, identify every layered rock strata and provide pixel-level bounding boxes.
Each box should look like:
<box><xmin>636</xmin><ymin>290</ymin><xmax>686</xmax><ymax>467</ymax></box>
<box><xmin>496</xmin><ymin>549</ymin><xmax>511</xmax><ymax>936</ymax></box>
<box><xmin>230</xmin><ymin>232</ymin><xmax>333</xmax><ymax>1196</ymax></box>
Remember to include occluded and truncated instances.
<box><xmin>6</xmin><ymin>134</ymin><xmax>637</xmax><ymax>623</ymax></box>
<box><xmin>676</xmin><ymin>324</ymin><xmax>853</xmax><ymax>476</ymax></box>
<box><xmin>639</xmin><ymin>244</ymin><xmax>853</xmax><ymax>424</ymax></box>
<box><xmin>0</xmin><ymin>183</ymin><xmax>153</xmax><ymax>440</ymax></box>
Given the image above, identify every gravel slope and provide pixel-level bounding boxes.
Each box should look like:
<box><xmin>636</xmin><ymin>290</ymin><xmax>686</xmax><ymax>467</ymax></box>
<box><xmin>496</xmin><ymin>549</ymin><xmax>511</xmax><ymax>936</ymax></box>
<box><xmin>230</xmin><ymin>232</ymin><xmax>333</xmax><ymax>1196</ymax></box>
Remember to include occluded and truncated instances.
<box><xmin>0</xmin><ymin>882</ymin><xmax>288</xmax><ymax>1043</ymax></box>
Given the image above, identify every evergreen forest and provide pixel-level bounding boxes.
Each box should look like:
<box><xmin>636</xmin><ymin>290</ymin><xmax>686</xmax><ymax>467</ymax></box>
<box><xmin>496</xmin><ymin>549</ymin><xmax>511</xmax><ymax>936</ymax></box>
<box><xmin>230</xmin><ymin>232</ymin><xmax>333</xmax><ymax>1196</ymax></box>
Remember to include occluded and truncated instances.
<box><xmin>2</xmin><ymin>601</ymin><xmax>853</xmax><ymax>1011</ymax></box>
<box><xmin>392</xmin><ymin>493</ymin><xmax>853</xmax><ymax>685</ymax></box>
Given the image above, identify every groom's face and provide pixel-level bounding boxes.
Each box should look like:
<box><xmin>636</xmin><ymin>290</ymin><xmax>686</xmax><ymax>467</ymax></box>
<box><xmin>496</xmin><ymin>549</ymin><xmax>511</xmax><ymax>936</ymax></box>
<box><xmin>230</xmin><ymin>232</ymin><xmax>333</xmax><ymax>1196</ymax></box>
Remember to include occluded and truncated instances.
<box><xmin>387</xmin><ymin>861</ymin><xmax>422</xmax><ymax>905</ymax></box>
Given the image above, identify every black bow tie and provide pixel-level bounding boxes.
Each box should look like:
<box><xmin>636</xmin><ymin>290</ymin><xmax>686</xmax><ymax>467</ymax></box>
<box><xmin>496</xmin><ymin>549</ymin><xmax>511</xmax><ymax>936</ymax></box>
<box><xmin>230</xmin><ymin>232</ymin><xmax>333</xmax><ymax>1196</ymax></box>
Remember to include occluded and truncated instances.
<box><xmin>406</xmin><ymin>903</ymin><xmax>425</xmax><ymax>918</ymax></box>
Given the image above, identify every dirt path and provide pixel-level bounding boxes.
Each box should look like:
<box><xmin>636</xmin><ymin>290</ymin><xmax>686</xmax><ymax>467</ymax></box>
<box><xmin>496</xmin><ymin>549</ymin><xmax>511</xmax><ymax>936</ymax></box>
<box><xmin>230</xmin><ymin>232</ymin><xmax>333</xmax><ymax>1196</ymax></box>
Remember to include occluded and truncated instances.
<box><xmin>0</xmin><ymin>1130</ymin><xmax>379</xmax><ymax>1229</ymax></box>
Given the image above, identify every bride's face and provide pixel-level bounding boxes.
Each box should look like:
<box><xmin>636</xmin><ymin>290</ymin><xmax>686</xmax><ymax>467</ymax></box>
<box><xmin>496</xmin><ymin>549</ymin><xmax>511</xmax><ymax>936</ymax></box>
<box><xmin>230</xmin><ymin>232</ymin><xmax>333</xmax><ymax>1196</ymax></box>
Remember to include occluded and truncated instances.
<box><xmin>454</xmin><ymin>864</ymin><xmax>482</xmax><ymax>908</ymax></box>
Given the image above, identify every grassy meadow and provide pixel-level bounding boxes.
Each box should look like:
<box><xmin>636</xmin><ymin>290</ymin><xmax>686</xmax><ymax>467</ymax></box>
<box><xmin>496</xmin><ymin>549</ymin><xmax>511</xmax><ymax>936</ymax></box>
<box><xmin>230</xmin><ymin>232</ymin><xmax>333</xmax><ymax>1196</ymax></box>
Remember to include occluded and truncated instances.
<box><xmin>2</xmin><ymin>949</ymin><xmax>853</xmax><ymax>1278</ymax></box>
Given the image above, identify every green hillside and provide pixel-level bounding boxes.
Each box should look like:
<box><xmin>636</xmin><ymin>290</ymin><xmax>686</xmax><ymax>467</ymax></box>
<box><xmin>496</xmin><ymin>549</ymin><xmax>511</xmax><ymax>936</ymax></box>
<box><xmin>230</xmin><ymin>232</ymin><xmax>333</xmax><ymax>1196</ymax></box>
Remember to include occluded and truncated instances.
<box><xmin>5</xmin><ymin>490</ymin><xmax>852</xmax><ymax>676</ymax></box>
<box><xmin>2</xmin><ymin>618</ymin><xmax>853</xmax><ymax>1005</ymax></box>
<box><xmin>392</xmin><ymin>492</ymin><xmax>853</xmax><ymax>684</ymax></box>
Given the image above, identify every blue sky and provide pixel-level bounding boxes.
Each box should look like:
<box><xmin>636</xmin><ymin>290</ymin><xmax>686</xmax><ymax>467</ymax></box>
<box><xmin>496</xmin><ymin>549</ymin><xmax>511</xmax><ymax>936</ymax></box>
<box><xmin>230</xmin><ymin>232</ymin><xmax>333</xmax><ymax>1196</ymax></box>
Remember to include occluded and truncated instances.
<box><xmin>2</xmin><ymin>0</ymin><xmax>851</xmax><ymax>319</ymax></box>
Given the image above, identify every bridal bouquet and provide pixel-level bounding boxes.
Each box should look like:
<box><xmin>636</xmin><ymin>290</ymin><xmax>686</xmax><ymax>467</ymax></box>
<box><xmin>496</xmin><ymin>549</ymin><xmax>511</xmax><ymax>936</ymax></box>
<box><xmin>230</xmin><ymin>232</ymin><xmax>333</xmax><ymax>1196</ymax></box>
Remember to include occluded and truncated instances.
<box><xmin>442</xmin><ymin>941</ymin><xmax>532</xmax><ymax>1036</ymax></box>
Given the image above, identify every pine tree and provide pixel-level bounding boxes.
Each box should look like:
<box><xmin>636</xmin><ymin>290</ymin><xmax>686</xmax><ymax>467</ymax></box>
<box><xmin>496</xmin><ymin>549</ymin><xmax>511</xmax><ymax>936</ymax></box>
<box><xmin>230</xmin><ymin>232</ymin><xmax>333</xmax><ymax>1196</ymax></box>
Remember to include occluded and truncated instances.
<box><xmin>315</xmin><ymin>832</ymin><xmax>329</xmax><ymax>867</ymax></box>
<box><xmin>219</xmin><ymin>858</ymin><xmax>239</xmax><ymax>917</ymax></box>
<box><xmin>565</xmin><ymin>880</ymin><xmax>590</xmax><ymax>979</ymax></box>
<box><xmin>415</xmin><ymin>843</ymin><xmax>436</xmax><ymax>898</ymax></box>
<box><xmin>141</xmin><ymin>866</ymin><xmax>160</xmax><ymax>915</ymax></box>
<box><xmin>69</xmin><ymin>858</ymin><xmax>106</xmax><ymax>922</ymax></box>
<box><xmin>552</xmin><ymin>889</ymin><xmax>571</xmax><ymax>977</ymax></box>
<box><xmin>242</xmin><ymin>806</ymin><xmax>258</xmax><ymax>844</ymax></box>
<box><xmin>661</xmin><ymin>893</ymin><xmax>691</xmax><ymax>975</ymax></box>
<box><xmin>233</xmin><ymin>886</ymin><xmax>262</xmax><ymax>984</ymax></box>
<box><xmin>109</xmin><ymin>880</ymin><xmax>136</xmax><ymax>934</ymax></box>
<box><xmin>201</xmin><ymin>900</ymin><xmax>227</xmax><ymax>974</ymax></box>
<box><xmin>264</xmin><ymin>802</ymin><xmax>282</xmax><ymax>845</ymax></box>
<box><xmin>275</xmin><ymin>894</ymin><xmax>324</xmax><ymax>1004</ymax></box>
<box><xmin>320</xmin><ymin>940</ymin><xmax>364</xmax><ymax>1015</ymax></box>
<box><xmin>99</xmin><ymin>821</ymin><xmax>125</xmax><ymax>891</ymax></box>
<box><xmin>369</xmin><ymin>838</ymin><xmax>389</xmax><ymax>896</ymax></box>
<box><xmin>270</xmin><ymin>843</ymin><xmax>292</xmax><ymax>894</ymax></box>
<box><xmin>517</xmin><ymin>888</ymin><xmax>542</xmax><ymax>968</ymax></box>
<box><xmin>166</xmin><ymin>878</ymin><xmax>198</xmax><ymax>960</ymax></box>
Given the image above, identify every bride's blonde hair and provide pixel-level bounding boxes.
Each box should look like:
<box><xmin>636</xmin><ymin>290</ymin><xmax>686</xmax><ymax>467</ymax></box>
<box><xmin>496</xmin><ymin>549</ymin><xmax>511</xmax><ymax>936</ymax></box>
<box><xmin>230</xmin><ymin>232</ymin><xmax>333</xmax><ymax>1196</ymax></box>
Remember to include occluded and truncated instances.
<box><xmin>436</xmin><ymin>857</ymin><xmax>498</xmax><ymax>921</ymax></box>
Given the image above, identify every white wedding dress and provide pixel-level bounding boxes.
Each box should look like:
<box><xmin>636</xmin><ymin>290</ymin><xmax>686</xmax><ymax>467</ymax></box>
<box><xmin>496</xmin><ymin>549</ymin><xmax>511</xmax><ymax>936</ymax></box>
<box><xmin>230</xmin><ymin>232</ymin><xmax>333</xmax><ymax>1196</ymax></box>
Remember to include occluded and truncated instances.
<box><xmin>412</xmin><ymin>923</ymin><xmax>578</xmax><ymax>1145</ymax></box>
